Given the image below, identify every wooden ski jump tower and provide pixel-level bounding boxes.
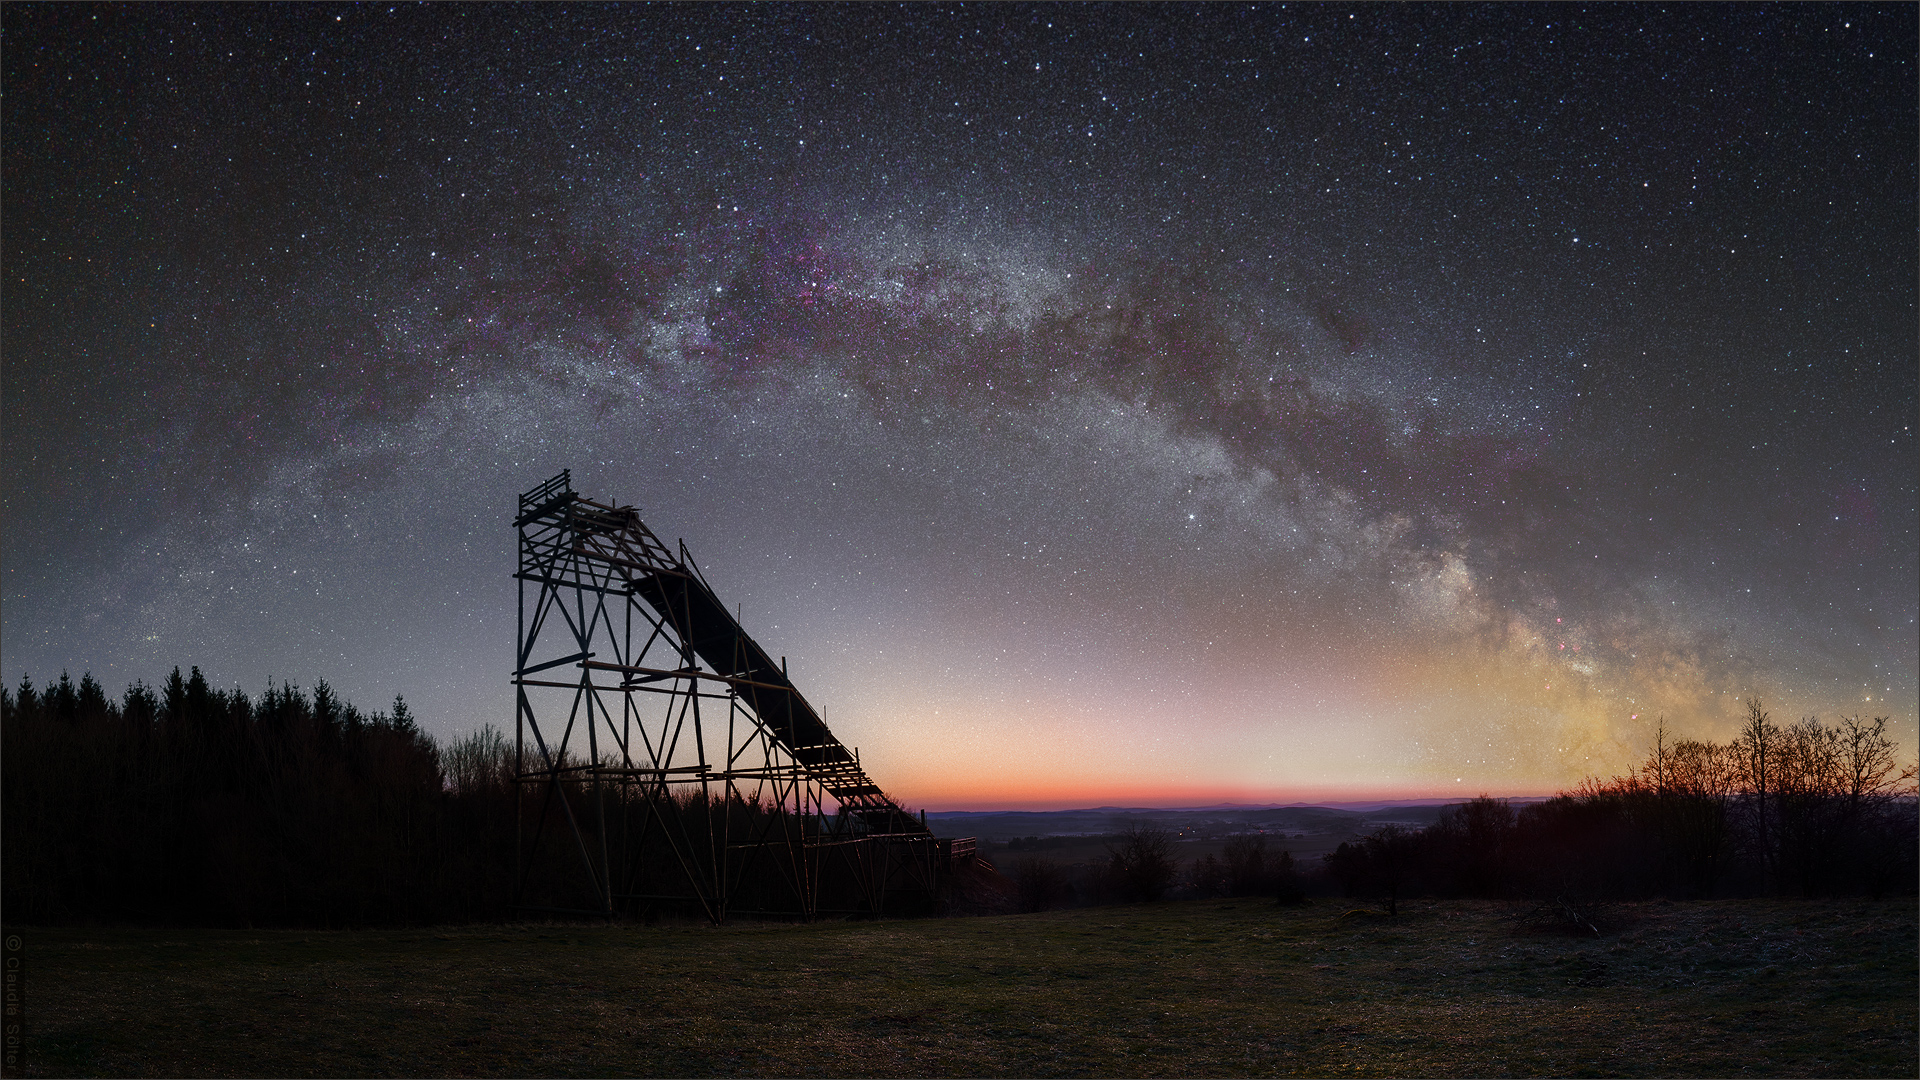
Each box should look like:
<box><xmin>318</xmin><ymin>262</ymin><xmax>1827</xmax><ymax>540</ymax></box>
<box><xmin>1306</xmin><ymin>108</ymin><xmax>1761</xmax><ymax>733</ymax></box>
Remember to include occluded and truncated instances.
<box><xmin>511</xmin><ymin>471</ymin><xmax>964</xmax><ymax>921</ymax></box>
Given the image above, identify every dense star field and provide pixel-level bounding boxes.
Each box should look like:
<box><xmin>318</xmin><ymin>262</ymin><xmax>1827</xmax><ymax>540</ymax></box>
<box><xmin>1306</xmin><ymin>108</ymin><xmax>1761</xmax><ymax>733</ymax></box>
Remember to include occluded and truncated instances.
<box><xmin>4</xmin><ymin>4</ymin><xmax>1913</xmax><ymax>807</ymax></box>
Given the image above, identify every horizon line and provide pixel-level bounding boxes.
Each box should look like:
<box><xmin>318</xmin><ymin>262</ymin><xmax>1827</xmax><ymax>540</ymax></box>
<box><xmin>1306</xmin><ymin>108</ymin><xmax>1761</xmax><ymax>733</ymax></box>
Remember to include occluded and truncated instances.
<box><xmin>922</xmin><ymin>794</ymin><xmax>1562</xmax><ymax>814</ymax></box>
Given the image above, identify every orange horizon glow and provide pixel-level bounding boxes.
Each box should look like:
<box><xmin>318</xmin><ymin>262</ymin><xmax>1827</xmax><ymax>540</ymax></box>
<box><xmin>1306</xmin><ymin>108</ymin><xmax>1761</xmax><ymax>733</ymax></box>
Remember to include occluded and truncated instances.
<box><xmin>892</xmin><ymin>782</ymin><xmax>1563</xmax><ymax>814</ymax></box>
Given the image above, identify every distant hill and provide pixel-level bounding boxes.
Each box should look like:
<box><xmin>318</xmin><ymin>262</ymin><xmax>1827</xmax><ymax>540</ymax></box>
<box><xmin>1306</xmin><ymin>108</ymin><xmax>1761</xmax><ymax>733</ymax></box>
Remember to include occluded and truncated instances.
<box><xmin>920</xmin><ymin>799</ymin><xmax>1549</xmax><ymax>842</ymax></box>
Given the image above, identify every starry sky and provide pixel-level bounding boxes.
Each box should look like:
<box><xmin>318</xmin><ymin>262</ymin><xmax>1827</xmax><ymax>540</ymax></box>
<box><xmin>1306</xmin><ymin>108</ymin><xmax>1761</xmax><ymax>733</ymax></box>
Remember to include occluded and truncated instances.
<box><xmin>5</xmin><ymin>4</ymin><xmax>1914</xmax><ymax>809</ymax></box>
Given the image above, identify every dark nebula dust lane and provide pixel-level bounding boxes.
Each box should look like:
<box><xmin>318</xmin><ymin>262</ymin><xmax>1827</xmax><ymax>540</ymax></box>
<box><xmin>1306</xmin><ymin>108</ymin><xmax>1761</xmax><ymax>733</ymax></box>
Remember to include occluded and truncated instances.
<box><xmin>4</xmin><ymin>4</ymin><xmax>1913</xmax><ymax>806</ymax></box>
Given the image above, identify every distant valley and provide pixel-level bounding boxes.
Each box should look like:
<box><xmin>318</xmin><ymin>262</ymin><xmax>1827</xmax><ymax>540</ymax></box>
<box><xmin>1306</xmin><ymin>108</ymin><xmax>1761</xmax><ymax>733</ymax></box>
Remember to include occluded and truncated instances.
<box><xmin>923</xmin><ymin>800</ymin><xmax>1548</xmax><ymax>844</ymax></box>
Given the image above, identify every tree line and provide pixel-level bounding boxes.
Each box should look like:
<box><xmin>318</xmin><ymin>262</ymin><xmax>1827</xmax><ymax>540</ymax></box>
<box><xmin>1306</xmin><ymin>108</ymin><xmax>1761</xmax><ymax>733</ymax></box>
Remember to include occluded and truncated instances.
<box><xmin>1321</xmin><ymin>701</ymin><xmax>1916</xmax><ymax>911</ymax></box>
<box><xmin>1001</xmin><ymin>701</ymin><xmax>1914</xmax><ymax>915</ymax></box>
<box><xmin>1002</xmin><ymin>826</ymin><xmax>1310</xmax><ymax>913</ymax></box>
<box><xmin>2</xmin><ymin>668</ymin><xmax>523</xmax><ymax>926</ymax></box>
<box><xmin>3</xmin><ymin>668</ymin><xmax>955</xmax><ymax>925</ymax></box>
<box><xmin>5</xmin><ymin>671</ymin><xmax>1913</xmax><ymax>925</ymax></box>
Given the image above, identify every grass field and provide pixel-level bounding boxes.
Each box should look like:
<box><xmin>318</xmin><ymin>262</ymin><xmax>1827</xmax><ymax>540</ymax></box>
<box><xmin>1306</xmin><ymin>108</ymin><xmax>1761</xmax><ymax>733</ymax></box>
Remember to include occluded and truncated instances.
<box><xmin>12</xmin><ymin>897</ymin><xmax>1915</xmax><ymax>1077</ymax></box>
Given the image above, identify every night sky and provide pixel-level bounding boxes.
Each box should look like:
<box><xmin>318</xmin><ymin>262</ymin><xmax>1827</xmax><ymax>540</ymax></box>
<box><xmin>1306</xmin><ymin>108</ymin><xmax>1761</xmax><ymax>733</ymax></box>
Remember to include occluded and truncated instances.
<box><xmin>5</xmin><ymin>4</ymin><xmax>1914</xmax><ymax>808</ymax></box>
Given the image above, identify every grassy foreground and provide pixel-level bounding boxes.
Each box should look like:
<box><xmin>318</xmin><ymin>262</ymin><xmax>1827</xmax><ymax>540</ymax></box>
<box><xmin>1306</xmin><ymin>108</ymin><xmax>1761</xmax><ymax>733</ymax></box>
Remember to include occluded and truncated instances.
<box><xmin>12</xmin><ymin>897</ymin><xmax>1916</xmax><ymax>1078</ymax></box>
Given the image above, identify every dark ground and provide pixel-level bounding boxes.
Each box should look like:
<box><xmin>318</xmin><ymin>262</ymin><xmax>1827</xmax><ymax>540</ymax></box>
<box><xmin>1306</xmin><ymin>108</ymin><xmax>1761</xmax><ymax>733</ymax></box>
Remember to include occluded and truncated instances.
<box><xmin>9</xmin><ymin>897</ymin><xmax>1915</xmax><ymax>1077</ymax></box>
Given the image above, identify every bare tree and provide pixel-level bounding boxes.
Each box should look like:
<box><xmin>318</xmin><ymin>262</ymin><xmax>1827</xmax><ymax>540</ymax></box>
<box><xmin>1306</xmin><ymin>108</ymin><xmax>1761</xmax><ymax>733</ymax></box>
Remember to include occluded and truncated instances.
<box><xmin>1273</xmin><ymin>848</ymin><xmax>1307</xmax><ymax>905</ymax></box>
<box><xmin>1659</xmin><ymin>737</ymin><xmax>1739</xmax><ymax>895</ymax></box>
<box><xmin>1839</xmin><ymin>715</ymin><xmax>1915</xmax><ymax>807</ymax></box>
<box><xmin>1835</xmin><ymin>715</ymin><xmax>1916</xmax><ymax>895</ymax></box>
<box><xmin>1737</xmin><ymin>698</ymin><xmax>1780</xmax><ymax>892</ymax></box>
<box><xmin>1107</xmin><ymin>822</ymin><xmax>1178</xmax><ymax>902</ymax></box>
<box><xmin>1011</xmin><ymin>856</ymin><xmax>1069</xmax><ymax>912</ymax></box>
<box><xmin>1223</xmin><ymin>835</ymin><xmax>1272</xmax><ymax>896</ymax></box>
<box><xmin>1184</xmin><ymin>852</ymin><xmax>1228</xmax><ymax>897</ymax></box>
<box><xmin>1362</xmin><ymin>824</ymin><xmax>1421</xmax><ymax>916</ymax></box>
<box><xmin>442</xmin><ymin>723</ymin><xmax>512</xmax><ymax>796</ymax></box>
<box><xmin>1325</xmin><ymin>825</ymin><xmax>1421</xmax><ymax>915</ymax></box>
